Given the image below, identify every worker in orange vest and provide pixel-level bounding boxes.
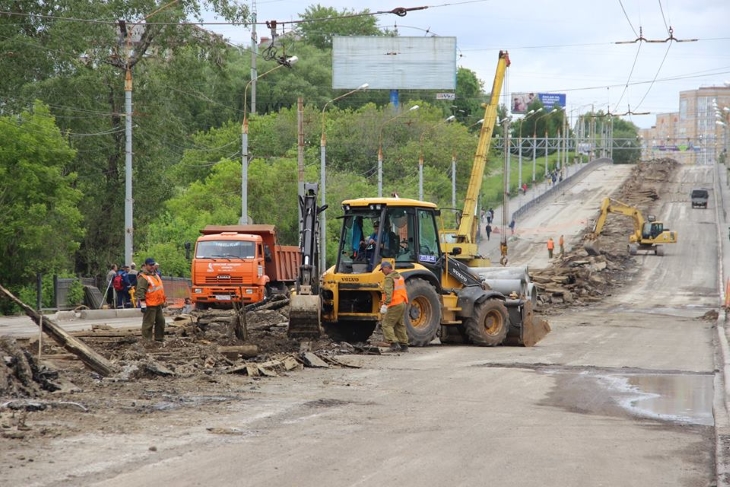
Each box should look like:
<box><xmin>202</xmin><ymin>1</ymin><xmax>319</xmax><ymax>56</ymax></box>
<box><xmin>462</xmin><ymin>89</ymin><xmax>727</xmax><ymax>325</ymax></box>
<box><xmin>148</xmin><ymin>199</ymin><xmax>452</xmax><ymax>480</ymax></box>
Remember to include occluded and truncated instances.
<box><xmin>137</xmin><ymin>257</ymin><xmax>167</xmax><ymax>342</ymax></box>
<box><xmin>379</xmin><ymin>261</ymin><xmax>409</xmax><ymax>352</ymax></box>
<box><xmin>559</xmin><ymin>235</ymin><xmax>565</xmax><ymax>258</ymax></box>
<box><xmin>547</xmin><ymin>237</ymin><xmax>555</xmax><ymax>259</ymax></box>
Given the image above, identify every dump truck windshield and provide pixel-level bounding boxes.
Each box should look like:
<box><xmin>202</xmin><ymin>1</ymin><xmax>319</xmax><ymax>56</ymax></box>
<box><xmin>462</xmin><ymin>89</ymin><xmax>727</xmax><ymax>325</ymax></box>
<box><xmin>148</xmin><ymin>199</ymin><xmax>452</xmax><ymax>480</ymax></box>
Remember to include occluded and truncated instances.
<box><xmin>196</xmin><ymin>241</ymin><xmax>255</xmax><ymax>259</ymax></box>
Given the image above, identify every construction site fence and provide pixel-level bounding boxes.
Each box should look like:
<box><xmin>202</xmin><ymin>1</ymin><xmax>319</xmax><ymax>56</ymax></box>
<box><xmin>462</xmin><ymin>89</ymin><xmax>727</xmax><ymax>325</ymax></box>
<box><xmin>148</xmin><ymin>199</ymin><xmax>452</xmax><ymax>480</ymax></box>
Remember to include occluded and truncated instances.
<box><xmin>48</xmin><ymin>275</ymin><xmax>191</xmax><ymax>311</ymax></box>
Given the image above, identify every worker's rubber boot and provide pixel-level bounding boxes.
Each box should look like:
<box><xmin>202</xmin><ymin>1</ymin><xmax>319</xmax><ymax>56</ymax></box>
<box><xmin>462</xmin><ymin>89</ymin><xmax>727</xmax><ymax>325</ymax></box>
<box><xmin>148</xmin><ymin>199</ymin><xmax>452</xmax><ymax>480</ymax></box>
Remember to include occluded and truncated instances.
<box><xmin>399</xmin><ymin>344</ymin><xmax>409</xmax><ymax>353</ymax></box>
<box><xmin>388</xmin><ymin>343</ymin><xmax>401</xmax><ymax>352</ymax></box>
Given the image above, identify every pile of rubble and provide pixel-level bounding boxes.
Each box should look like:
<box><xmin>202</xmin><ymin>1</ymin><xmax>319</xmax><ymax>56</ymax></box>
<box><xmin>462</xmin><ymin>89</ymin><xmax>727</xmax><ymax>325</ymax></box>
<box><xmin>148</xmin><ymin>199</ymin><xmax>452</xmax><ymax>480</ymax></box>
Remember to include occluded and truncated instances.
<box><xmin>0</xmin><ymin>296</ymin><xmax>352</xmax><ymax>403</ymax></box>
<box><xmin>532</xmin><ymin>158</ymin><xmax>680</xmax><ymax>311</ymax></box>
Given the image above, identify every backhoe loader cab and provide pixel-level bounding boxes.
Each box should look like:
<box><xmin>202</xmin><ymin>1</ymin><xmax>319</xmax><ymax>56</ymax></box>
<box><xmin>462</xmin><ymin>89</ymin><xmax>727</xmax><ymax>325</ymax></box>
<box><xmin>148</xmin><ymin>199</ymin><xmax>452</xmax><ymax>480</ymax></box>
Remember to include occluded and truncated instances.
<box><xmin>336</xmin><ymin>199</ymin><xmax>442</xmax><ymax>274</ymax></box>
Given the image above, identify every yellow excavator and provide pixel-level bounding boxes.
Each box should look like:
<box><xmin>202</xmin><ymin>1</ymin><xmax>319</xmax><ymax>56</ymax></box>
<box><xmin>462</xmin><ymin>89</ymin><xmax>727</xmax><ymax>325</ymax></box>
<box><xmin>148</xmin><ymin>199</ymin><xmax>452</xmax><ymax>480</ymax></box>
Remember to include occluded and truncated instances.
<box><xmin>584</xmin><ymin>197</ymin><xmax>678</xmax><ymax>256</ymax></box>
<box><xmin>288</xmin><ymin>51</ymin><xmax>550</xmax><ymax>347</ymax></box>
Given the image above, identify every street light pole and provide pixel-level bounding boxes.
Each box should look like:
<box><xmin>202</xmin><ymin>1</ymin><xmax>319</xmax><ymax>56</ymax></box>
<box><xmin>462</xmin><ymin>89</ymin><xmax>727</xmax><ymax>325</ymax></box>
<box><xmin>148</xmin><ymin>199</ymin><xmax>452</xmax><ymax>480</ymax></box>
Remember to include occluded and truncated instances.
<box><xmin>240</xmin><ymin>56</ymin><xmax>298</xmax><ymax>225</ymax></box>
<box><xmin>533</xmin><ymin>111</ymin><xmax>550</xmax><ymax>183</ymax></box>
<box><xmin>320</xmin><ymin>83</ymin><xmax>368</xmax><ymax>272</ymax></box>
<box><xmin>379</xmin><ymin>105</ymin><xmax>419</xmax><ymax>197</ymax></box>
<box><xmin>517</xmin><ymin>109</ymin><xmax>540</xmax><ymax>191</ymax></box>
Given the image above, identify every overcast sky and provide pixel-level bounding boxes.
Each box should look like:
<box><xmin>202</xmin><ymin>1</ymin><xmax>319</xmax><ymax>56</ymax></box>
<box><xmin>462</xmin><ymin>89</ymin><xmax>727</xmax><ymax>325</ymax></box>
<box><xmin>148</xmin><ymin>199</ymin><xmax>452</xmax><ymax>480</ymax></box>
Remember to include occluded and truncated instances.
<box><xmin>207</xmin><ymin>0</ymin><xmax>730</xmax><ymax>129</ymax></box>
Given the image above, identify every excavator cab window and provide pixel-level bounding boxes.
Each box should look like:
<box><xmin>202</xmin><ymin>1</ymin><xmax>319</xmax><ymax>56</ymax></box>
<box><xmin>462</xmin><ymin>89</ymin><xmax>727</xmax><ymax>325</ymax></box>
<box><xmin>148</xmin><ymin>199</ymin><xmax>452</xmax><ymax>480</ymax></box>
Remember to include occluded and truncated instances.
<box><xmin>417</xmin><ymin>208</ymin><xmax>440</xmax><ymax>263</ymax></box>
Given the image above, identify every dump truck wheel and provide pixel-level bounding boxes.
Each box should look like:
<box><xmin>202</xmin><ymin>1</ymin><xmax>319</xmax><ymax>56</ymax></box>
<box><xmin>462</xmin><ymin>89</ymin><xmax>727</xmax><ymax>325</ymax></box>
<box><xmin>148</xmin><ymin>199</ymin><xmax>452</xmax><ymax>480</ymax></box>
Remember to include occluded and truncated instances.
<box><xmin>465</xmin><ymin>299</ymin><xmax>509</xmax><ymax>346</ymax></box>
<box><xmin>405</xmin><ymin>278</ymin><xmax>441</xmax><ymax>346</ymax></box>
<box><xmin>323</xmin><ymin>321</ymin><xmax>376</xmax><ymax>344</ymax></box>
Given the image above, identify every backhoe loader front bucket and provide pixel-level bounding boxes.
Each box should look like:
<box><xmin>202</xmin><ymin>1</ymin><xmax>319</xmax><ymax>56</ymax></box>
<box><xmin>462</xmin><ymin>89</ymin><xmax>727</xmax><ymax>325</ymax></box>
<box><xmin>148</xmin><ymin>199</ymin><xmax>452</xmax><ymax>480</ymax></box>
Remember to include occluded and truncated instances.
<box><xmin>505</xmin><ymin>300</ymin><xmax>551</xmax><ymax>346</ymax></box>
<box><xmin>288</xmin><ymin>291</ymin><xmax>322</xmax><ymax>339</ymax></box>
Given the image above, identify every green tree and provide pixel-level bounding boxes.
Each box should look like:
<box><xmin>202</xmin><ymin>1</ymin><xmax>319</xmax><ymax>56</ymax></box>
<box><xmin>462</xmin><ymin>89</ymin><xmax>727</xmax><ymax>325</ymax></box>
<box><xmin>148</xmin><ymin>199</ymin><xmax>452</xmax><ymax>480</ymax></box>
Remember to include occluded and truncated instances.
<box><xmin>296</xmin><ymin>5</ymin><xmax>387</xmax><ymax>49</ymax></box>
<box><xmin>0</xmin><ymin>102</ymin><xmax>84</xmax><ymax>291</ymax></box>
<box><xmin>0</xmin><ymin>1</ymin><xmax>249</xmax><ymax>279</ymax></box>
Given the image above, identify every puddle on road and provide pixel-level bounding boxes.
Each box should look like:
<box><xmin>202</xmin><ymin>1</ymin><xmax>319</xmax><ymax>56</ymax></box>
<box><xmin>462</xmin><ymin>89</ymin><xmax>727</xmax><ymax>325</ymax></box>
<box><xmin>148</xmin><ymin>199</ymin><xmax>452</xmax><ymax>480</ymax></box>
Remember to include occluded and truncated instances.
<box><xmin>597</xmin><ymin>373</ymin><xmax>714</xmax><ymax>426</ymax></box>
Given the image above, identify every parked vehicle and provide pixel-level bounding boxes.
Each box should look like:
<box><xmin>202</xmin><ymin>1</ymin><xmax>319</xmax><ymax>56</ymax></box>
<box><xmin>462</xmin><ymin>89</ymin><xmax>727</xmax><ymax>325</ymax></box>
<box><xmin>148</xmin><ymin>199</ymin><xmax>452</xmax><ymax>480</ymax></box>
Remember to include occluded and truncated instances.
<box><xmin>691</xmin><ymin>188</ymin><xmax>709</xmax><ymax>209</ymax></box>
<box><xmin>190</xmin><ymin>225</ymin><xmax>298</xmax><ymax>309</ymax></box>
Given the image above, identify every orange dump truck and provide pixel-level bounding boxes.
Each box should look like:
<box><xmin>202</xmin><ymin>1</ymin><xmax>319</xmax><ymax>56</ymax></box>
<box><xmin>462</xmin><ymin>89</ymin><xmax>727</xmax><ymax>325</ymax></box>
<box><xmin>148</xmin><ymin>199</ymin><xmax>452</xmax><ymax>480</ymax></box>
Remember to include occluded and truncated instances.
<box><xmin>190</xmin><ymin>225</ymin><xmax>299</xmax><ymax>309</ymax></box>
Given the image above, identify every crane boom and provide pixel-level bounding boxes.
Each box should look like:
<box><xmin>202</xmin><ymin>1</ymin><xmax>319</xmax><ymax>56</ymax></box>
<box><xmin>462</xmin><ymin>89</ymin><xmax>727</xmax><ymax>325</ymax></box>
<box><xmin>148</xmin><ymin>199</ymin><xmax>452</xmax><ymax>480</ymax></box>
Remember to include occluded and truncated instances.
<box><xmin>443</xmin><ymin>50</ymin><xmax>510</xmax><ymax>261</ymax></box>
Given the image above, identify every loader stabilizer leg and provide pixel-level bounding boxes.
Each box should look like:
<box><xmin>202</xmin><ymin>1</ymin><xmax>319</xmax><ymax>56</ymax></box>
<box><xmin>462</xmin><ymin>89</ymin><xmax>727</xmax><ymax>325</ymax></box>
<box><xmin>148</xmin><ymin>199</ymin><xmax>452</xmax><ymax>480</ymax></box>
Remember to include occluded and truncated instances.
<box><xmin>504</xmin><ymin>300</ymin><xmax>551</xmax><ymax>346</ymax></box>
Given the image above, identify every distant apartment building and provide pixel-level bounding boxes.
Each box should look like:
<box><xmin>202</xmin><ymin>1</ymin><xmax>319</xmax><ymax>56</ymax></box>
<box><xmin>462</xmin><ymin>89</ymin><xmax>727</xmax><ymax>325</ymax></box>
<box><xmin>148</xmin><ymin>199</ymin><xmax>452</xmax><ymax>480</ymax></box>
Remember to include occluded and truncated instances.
<box><xmin>640</xmin><ymin>85</ymin><xmax>730</xmax><ymax>164</ymax></box>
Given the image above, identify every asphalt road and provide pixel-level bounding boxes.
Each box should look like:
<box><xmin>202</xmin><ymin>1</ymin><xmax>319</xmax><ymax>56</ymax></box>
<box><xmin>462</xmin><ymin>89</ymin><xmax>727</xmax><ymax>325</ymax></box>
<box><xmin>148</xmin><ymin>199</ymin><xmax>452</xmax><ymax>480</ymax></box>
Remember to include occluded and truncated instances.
<box><xmin>2</xmin><ymin>161</ymin><xmax>723</xmax><ymax>487</ymax></box>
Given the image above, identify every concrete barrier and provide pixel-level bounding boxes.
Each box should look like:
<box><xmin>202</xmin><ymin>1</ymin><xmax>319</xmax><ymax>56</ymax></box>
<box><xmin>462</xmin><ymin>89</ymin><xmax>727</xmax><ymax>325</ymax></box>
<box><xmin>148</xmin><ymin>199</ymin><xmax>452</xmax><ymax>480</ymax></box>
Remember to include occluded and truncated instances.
<box><xmin>77</xmin><ymin>308</ymin><xmax>141</xmax><ymax>320</ymax></box>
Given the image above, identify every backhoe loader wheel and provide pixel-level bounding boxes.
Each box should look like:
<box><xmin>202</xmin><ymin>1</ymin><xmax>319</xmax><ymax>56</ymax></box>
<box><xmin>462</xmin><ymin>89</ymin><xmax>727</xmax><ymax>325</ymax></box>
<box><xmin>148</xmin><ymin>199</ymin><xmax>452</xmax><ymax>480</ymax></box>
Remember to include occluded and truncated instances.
<box><xmin>405</xmin><ymin>278</ymin><xmax>441</xmax><ymax>347</ymax></box>
<box><xmin>464</xmin><ymin>299</ymin><xmax>509</xmax><ymax>347</ymax></box>
<box><xmin>655</xmin><ymin>245</ymin><xmax>664</xmax><ymax>256</ymax></box>
<box><xmin>628</xmin><ymin>244</ymin><xmax>638</xmax><ymax>255</ymax></box>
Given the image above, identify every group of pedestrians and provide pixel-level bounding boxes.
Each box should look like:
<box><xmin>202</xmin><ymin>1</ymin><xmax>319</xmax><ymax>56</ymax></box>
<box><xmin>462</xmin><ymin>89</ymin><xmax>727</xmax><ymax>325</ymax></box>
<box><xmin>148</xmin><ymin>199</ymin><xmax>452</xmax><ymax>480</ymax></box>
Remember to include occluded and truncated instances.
<box><xmin>104</xmin><ymin>260</ymin><xmax>162</xmax><ymax>309</ymax></box>
<box><xmin>483</xmin><ymin>208</ymin><xmax>516</xmax><ymax>241</ymax></box>
<box><xmin>104</xmin><ymin>257</ymin><xmax>168</xmax><ymax>343</ymax></box>
<box><xmin>105</xmin><ymin>263</ymin><xmax>138</xmax><ymax>309</ymax></box>
<box><xmin>548</xmin><ymin>168</ymin><xmax>563</xmax><ymax>186</ymax></box>
<box><xmin>546</xmin><ymin>235</ymin><xmax>565</xmax><ymax>259</ymax></box>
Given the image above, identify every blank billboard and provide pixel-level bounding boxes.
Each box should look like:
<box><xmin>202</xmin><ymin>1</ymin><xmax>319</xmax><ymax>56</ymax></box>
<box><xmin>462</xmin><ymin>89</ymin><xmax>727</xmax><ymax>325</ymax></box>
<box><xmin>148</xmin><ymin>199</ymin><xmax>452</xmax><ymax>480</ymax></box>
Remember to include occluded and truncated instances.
<box><xmin>332</xmin><ymin>36</ymin><xmax>457</xmax><ymax>90</ymax></box>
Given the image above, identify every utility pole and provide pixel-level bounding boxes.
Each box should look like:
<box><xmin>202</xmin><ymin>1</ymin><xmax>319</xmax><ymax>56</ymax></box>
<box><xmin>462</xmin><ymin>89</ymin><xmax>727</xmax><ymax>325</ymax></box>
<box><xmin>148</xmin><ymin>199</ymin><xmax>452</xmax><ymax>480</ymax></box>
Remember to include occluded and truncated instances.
<box><xmin>297</xmin><ymin>97</ymin><xmax>305</xmax><ymax>220</ymax></box>
<box><xmin>250</xmin><ymin>0</ymin><xmax>258</xmax><ymax>115</ymax></box>
<box><xmin>122</xmin><ymin>23</ymin><xmax>134</xmax><ymax>268</ymax></box>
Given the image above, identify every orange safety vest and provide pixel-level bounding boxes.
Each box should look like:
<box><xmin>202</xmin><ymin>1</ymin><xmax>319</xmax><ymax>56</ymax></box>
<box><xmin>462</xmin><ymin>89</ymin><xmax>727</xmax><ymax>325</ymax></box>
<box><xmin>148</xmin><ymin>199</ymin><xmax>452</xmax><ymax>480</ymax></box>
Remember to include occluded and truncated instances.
<box><xmin>547</xmin><ymin>239</ymin><xmax>554</xmax><ymax>250</ymax></box>
<box><xmin>386</xmin><ymin>275</ymin><xmax>409</xmax><ymax>307</ymax></box>
<box><xmin>140</xmin><ymin>273</ymin><xmax>166</xmax><ymax>306</ymax></box>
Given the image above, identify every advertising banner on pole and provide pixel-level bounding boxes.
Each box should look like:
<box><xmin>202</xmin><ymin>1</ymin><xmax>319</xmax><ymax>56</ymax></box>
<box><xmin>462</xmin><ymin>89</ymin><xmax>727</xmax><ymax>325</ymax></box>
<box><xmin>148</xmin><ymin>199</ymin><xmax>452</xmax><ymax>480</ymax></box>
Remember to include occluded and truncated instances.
<box><xmin>511</xmin><ymin>92</ymin><xmax>566</xmax><ymax>114</ymax></box>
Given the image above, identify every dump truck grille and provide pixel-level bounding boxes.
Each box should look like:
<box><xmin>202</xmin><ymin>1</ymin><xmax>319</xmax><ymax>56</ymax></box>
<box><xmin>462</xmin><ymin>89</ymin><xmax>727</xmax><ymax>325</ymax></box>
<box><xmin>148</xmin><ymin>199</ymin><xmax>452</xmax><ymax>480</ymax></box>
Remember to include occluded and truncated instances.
<box><xmin>205</xmin><ymin>276</ymin><xmax>245</xmax><ymax>284</ymax></box>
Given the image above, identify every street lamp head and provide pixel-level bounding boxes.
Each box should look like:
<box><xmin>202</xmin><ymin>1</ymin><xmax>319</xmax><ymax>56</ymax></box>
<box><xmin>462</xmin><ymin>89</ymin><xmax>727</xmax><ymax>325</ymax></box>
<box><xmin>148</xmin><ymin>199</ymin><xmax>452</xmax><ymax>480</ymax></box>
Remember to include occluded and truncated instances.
<box><xmin>409</xmin><ymin>105</ymin><xmax>420</xmax><ymax>111</ymax></box>
<box><xmin>278</xmin><ymin>55</ymin><xmax>298</xmax><ymax>67</ymax></box>
<box><xmin>446</xmin><ymin>115</ymin><xmax>456</xmax><ymax>122</ymax></box>
<box><xmin>717</xmin><ymin>121</ymin><xmax>727</xmax><ymax>127</ymax></box>
<box><xmin>358</xmin><ymin>83</ymin><xmax>369</xmax><ymax>90</ymax></box>
<box><xmin>477</xmin><ymin>119</ymin><xmax>484</xmax><ymax>124</ymax></box>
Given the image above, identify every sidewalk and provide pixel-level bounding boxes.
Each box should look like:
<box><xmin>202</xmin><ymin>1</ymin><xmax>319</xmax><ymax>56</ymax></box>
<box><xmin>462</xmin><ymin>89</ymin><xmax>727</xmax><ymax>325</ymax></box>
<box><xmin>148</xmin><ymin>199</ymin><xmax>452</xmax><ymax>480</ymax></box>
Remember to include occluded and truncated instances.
<box><xmin>713</xmin><ymin>162</ymin><xmax>730</xmax><ymax>486</ymax></box>
<box><xmin>476</xmin><ymin>159</ymin><xmax>605</xmax><ymax>268</ymax></box>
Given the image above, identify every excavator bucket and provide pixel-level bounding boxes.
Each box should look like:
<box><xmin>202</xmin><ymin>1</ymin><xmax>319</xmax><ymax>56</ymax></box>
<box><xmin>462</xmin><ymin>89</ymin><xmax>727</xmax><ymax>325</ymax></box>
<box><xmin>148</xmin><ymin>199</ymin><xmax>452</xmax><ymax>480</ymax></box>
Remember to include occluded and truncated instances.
<box><xmin>288</xmin><ymin>290</ymin><xmax>322</xmax><ymax>339</ymax></box>
<box><xmin>505</xmin><ymin>300</ymin><xmax>551</xmax><ymax>346</ymax></box>
<box><xmin>583</xmin><ymin>238</ymin><xmax>600</xmax><ymax>256</ymax></box>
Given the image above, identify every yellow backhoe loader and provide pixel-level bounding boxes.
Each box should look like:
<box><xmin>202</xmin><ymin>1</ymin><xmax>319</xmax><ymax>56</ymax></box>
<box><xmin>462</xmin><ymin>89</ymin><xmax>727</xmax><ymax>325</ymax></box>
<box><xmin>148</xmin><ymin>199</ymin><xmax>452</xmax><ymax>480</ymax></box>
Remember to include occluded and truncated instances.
<box><xmin>584</xmin><ymin>197</ymin><xmax>678</xmax><ymax>256</ymax></box>
<box><xmin>288</xmin><ymin>51</ymin><xmax>550</xmax><ymax>347</ymax></box>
